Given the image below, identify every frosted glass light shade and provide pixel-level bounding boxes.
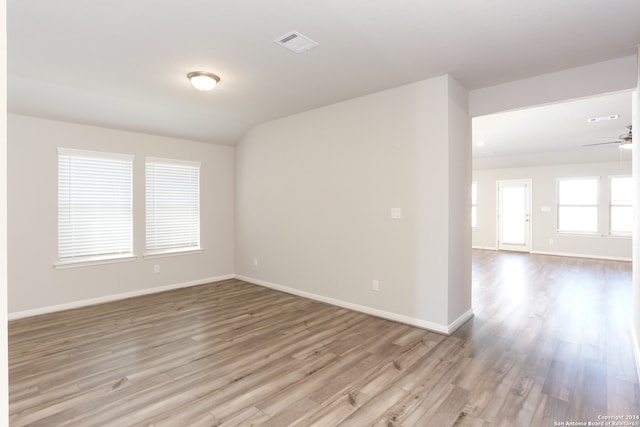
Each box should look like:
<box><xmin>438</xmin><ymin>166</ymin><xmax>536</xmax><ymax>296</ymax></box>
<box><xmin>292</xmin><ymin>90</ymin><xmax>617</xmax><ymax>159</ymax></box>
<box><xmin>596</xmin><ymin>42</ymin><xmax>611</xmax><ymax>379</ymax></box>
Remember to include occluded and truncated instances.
<box><xmin>187</xmin><ymin>71</ymin><xmax>220</xmax><ymax>92</ymax></box>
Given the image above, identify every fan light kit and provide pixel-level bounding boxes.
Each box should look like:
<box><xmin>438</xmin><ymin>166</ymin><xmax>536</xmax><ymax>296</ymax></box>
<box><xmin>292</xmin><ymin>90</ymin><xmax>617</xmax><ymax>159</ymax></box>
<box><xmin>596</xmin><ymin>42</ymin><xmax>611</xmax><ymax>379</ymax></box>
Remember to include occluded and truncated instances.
<box><xmin>187</xmin><ymin>71</ymin><xmax>220</xmax><ymax>92</ymax></box>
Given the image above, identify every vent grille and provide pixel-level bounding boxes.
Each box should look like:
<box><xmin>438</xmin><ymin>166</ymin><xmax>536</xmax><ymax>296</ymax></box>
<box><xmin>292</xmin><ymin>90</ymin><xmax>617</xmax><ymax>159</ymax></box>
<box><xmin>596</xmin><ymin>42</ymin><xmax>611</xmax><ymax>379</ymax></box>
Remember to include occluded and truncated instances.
<box><xmin>274</xmin><ymin>31</ymin><xmax>318</xmax><ymax>54</ymax></box>
<box><xmin>587</xmin><ymin>114</ymin><xmax>619</xmax><ymax>123</ymax></box>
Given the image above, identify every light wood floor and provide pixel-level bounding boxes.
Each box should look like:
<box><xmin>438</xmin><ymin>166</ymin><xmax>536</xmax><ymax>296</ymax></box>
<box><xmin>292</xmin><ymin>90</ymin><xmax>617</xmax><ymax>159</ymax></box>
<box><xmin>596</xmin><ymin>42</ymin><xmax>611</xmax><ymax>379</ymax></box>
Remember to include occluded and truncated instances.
<box><xmin>9</xmin><ymin>250</ymin><xmax>640</xmax><ymax>426</ymax></box>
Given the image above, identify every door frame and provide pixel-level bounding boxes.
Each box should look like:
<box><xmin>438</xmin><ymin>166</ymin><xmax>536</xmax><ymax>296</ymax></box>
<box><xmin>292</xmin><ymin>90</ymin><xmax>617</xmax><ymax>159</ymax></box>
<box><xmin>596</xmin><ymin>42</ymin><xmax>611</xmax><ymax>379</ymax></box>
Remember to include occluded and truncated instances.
<box><xmin>496</xmin><ymin>179</ymin><xmax>532</xmax><ymax>253</ymax></box>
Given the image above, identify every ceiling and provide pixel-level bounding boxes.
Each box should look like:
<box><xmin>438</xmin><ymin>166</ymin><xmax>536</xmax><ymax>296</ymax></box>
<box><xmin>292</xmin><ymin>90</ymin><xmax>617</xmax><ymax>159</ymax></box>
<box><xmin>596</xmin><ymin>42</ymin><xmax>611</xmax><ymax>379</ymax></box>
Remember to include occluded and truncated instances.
<box><xmin>473</xmin><ymin>91</ymin><xmax>634</xmax><ymax>169</ymax></box>
<box><xmin>7</xmin><ymin>0</ymin><xmax>640</xmax><ymax>149</ymax></box>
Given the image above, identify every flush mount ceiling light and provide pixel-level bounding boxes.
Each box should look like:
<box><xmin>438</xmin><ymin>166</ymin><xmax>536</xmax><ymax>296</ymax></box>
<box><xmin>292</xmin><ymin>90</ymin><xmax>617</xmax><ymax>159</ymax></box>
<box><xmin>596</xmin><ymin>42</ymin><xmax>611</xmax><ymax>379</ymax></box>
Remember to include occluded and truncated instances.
<box><xmin>187</xmin><ymin>71</ymin><xmax>220</xmax><ymax>92</ymax></box>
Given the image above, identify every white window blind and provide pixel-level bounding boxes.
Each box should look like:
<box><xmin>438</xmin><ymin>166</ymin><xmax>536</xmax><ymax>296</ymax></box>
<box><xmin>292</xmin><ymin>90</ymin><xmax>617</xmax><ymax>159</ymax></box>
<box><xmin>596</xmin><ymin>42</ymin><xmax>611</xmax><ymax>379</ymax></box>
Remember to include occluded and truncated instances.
<box><xmin>58</xmin><ymin>148</ymin><xmax>133</xmax><ymax>262</ymax></box>
<box><xmin>146</xmin><ymin>158</ymin><xmax>200</xmax><ymax>254</ymax></box>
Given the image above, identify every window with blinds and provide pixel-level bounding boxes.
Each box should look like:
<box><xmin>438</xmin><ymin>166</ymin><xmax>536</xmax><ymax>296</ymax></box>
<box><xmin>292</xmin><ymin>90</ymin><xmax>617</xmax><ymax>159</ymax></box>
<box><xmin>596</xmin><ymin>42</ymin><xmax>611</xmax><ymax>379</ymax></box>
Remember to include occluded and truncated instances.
<box><xmin>145</xmin><ymin>158</ymin><xmax>201</xmax><ymax>255</ymax></box>
<box><xmin>58</xmin><ymin>148</ymin><xmax>134</xmax><ymax>263</ymax></box>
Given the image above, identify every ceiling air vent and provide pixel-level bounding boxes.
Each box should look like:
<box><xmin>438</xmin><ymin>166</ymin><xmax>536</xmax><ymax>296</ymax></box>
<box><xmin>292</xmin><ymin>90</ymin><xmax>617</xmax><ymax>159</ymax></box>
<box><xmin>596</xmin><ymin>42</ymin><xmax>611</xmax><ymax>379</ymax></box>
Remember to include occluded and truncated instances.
<box><xmin>273</xmin><ymin>31</ymin><xmax>318</xmax><ymax>54</ymax></box>
<box><xmin>587</xmin><ymin>114</ymin><xmax>619</xmax><ymax>123</ymax></box>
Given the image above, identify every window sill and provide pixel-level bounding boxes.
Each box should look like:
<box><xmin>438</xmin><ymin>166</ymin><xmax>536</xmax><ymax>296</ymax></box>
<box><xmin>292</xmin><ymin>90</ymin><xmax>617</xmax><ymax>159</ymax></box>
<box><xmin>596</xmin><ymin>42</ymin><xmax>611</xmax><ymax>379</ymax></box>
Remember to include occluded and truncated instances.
<box><xmin>143</xmin><ymin>248</ymin><xmax>204</xmax><ymax>260</ymax></box>
<box><xmin>556</xmin><ymin>231</ymin><xmax>602</xmax><ymax>237</ymax></box>
<box><xmin>608</xmin><ymin>233</ymin><xmax>632</xmax><ymax>239</ymax></box>
<box><xmin>54</xmin><ymin>254</ymin><xmax>138</xmax><ymax>270</ymax></box>
<box><xmin>555</xmin><ymin>232</ymin><xmax>632</xmax><ymax>240</ymax></box>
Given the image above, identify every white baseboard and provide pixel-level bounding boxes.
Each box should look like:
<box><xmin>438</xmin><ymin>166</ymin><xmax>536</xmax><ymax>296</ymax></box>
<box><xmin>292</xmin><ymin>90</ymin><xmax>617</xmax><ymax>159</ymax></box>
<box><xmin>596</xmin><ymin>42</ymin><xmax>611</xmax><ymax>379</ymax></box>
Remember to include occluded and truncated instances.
<box><xmin>472</xmin><ymin>247</ymin><xmax>630</xmax><ymax>262</ymax></box>
<box><xmin>235</xmin><ymin>274</ymin><xmax>473</xmax><ymax>335</ymax></box>
<box><xmin>10</xmin><ymin>272</ymin><xmax>475</xmax><ymax>336</ymax></box>
<box><xmin>8</xmin><ymin>274</ymin><xmax>235</xmax><ymax>321</ymax></box>
<box><xmin>531</xmin><ymin>250</ymin><xmax>631</xmax><ymax>262</ymax></box>
<box><xmin>448</xmin><ymin>309</ymin><xmax>475</xmax><ymax>334</ymax></box>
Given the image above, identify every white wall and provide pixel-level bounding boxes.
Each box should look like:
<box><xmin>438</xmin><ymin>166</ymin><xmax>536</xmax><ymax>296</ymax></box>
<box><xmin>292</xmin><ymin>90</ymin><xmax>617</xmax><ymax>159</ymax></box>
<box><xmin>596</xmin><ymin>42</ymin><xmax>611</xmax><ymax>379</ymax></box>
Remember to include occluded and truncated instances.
<box><xmin>447</xmin><ymin>79</ymin><xmax>473</xmax><ymax>323</ymax></box>
<box><xmin>1</xmin><ymin>0</ymin><xmax>8</xmax><ymax>421</ymax></box>
<box><xmin>469</xmin><ymin>55</ymin><xmax>638</xmax><ymax>117</ymax></box>
<box><xmin>473</xmin><ymin>162</ymin><xmax>632</xmax><ymax>260</ymax></box>
<box><xmin>632</xmin><ymin>48</ymin><xmax>640</xmax><ymax>383</ymax></box>
<box><xmin>472</xmin><ymin>161</ymin><xmax>632</xmax><ymax>260</ymax></box>
<box><xmin>7</xmin><ymin>114</ymin><xmax>235</xmax><ymax>316</ymax></box>
<box><xmin>235</xmin><ymin>75</ymin><xmax>472</xmax><ymax>333</ymax></box>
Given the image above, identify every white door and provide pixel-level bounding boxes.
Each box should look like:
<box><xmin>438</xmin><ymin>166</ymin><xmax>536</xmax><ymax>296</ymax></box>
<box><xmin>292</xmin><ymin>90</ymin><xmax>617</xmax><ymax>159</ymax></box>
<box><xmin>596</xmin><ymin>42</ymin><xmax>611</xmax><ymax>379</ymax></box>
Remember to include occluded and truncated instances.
<box><xmin>497</xmin><ymin>180</ymin><xmax>531</xmax><ymax>252</ymax></box>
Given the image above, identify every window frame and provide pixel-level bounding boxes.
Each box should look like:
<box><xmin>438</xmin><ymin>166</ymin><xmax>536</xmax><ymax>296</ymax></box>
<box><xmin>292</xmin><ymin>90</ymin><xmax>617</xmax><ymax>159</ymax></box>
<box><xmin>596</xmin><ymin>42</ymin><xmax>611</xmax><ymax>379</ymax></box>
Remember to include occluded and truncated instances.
<box><xmin>144</xmin><ymin>157</ymin><xmax>202</xmax><ymax>257</ymax></box>
<box><xmin>609</xmin><ymin>175</ymin><xmax>633</xmax><ymax>237</ymax></box>
<box><xmin>56</xmin><ymin>148</ymin><xmax>135</xmax><ymax>268</ymax></box>
<box><xmin>556</xmin><ymin>176</ymin><xmax>600</xmax><ymax>235</ymax></box>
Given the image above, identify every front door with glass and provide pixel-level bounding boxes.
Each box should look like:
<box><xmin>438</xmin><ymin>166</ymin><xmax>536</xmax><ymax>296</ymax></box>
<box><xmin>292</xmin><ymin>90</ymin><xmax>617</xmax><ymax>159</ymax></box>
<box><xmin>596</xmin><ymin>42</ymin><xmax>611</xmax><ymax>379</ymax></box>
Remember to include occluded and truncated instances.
<box><xmin>497</xmin><ymin>180</ymin><xmax>531</xmax><ymax>252</ymax></box>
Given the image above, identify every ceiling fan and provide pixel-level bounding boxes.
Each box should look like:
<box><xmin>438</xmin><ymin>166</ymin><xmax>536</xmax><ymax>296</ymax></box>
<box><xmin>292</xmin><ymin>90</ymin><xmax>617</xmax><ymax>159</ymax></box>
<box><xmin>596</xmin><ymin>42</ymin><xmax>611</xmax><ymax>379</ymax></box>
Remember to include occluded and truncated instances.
<box><xmin>583</xmin><ymin>125</ymin><xmax>633</xmax><ymax>148</ymax></box>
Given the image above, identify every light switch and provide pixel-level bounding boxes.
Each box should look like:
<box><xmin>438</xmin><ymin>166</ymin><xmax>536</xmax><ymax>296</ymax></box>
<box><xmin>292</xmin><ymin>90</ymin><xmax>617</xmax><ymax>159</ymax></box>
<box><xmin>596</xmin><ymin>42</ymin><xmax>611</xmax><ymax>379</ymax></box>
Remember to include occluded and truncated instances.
<box><xmin>541</xmin><ymin>206</ymin><xmax>551</xmax><ymax>212</ymax></box>
<box><xmin>391</xmin><ymin>208</ymin><xmax>402</xmax><ymax>219</ymax></box>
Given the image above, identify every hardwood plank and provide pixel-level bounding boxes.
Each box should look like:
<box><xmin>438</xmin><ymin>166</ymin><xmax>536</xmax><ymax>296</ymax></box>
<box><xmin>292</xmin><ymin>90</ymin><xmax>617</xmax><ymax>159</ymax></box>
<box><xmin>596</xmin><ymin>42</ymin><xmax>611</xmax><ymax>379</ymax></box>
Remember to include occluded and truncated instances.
<box><xmin>289</xmin><ymin>390</ymin><xmax>372</xmax><ymax>427</ymax></box>
<box><xmin>414</xmin><ymin>384</ymin><xmax>471</xmax><ymax>427</ymax></box>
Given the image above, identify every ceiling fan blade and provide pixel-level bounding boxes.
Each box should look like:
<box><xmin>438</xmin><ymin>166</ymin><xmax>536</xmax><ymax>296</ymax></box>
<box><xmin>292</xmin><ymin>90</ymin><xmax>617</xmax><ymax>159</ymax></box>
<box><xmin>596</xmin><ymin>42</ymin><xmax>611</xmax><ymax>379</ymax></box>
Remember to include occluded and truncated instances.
<box><xmin>582</xmin><ymin>141</ymin><xmax>621</xmax><ymax>147</ymax></box>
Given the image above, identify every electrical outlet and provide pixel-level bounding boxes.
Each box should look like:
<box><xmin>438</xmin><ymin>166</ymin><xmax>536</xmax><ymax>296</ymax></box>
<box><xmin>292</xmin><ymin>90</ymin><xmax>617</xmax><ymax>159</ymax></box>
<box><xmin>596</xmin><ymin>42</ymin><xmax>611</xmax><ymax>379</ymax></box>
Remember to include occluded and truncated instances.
<box><xmin>253</xmin><ymin>258</ymin><xmax>259</xmax><ymax>268</ymax></box>
<box><xmin>372</xmin><ymin>280</ymin><xmax>379</xmax><ymax>291</ymax></box>
<box><xmin>153</xmin><ymin>264</ymin><xmax>160</xmax><ymax>273</ymax></box>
